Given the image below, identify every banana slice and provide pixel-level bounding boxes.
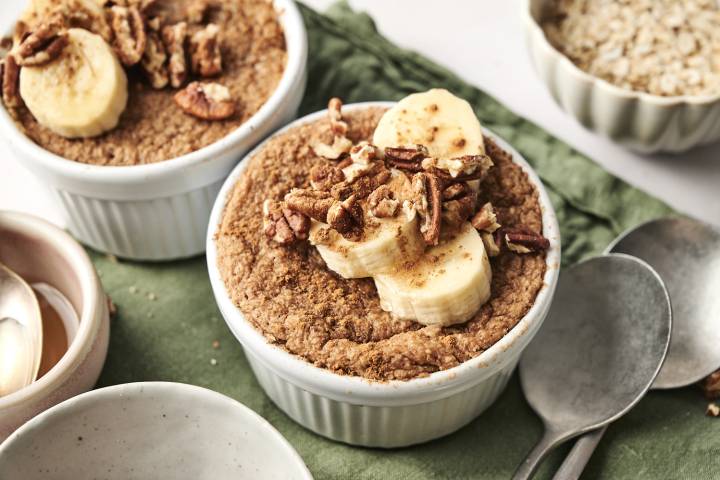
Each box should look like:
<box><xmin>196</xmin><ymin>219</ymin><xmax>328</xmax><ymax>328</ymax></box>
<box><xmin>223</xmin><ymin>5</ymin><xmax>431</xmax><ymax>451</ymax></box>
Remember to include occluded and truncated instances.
<box><xmin>374</xmin><ymin>222</ymin><xmax>492</xmax><ymax>327</ymax></box>
<box><xmin>373</xmin><ymin>88</ymin><xmax>485</xmax><ymax>160</ymax></box>
<box><xmin>310</xmin><ymin>172</ymin><xmax>425</xmax><ymax>279</ymax></box>
<box><xmin>19</xmin><ymin>28</ymin><xmax>128</xmax><ymax>139</ymax></box>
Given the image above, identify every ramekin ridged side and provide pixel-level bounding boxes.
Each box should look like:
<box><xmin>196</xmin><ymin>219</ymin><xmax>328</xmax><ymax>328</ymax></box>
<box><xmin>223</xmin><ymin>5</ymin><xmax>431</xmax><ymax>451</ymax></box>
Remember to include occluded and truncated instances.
<box><xmin>206</xmin><ymin>103</ymin><xmax>561</xmax><ymax>448</ymax></box>
<box><xmin>524</xmin><ymin>0</ymin><xmax>720</xmax><ymax>154</ymax></box>
<box><xmin>0</xmin><ymin>0</ymin><xmax>308</xmax><ymax>261</ymax></box>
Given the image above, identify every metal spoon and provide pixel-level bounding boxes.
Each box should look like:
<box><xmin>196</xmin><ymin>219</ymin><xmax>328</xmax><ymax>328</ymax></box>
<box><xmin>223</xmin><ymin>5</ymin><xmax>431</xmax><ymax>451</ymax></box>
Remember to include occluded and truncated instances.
<box><xmin>513</xmin><ymin>254</ymin><xmax>671</xmax><ymax>480</ymax></box>
<box><xmin>0</xmin><ymin>263</ymin><xmax>43</xmax><ymax>397</ymax></box>
<box><xmin>554</xmin><ymin>216</ymin><xmax>720</xmax><ymax>479</ymax></box>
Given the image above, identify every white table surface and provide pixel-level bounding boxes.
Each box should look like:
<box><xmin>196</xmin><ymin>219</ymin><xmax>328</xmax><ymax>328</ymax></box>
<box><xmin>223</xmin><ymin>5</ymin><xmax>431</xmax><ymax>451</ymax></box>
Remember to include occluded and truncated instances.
<box><xmin>2</xmin><ymin>0</ymin><xmax>719</xmax><ymax>228</ymax></box>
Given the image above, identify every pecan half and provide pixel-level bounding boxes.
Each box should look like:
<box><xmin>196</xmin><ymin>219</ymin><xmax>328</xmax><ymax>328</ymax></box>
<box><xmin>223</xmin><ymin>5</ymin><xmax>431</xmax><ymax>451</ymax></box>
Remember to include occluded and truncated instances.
<box><xmin>442</xmin><ymin>182</ymin><xmax>476</xmax><ymax>229</ymax></box>
<box><xmin>368</xmin><ymin>185</ymin><xmax>399</xmax><ymax>218</ymax></box>
<box><xmin>109</xmin><ymin>5</ymin><xmax>147</xmax><ymax>67</ymax></box>
<box><xmin>162</xmin><ymin>22</ymin><xmax>188</xmax><ymax>88</ymax></box>
<box><xmin>504</xmin><ymin>227</ymin><xmax>550</xmax><ymax>254</ymax></box>
<box><xmin>15</xmin><ymin>21</ymin><xmax>68</xmax><ymax>67</ymax></box>
<box><xmin>412</xmin><ymin>172</ymin><xmax>442</xmax><ymax>246</ymax></box>
<box><xmin>190</xmin><ymin>23</ymin><xmax>222</xmax><ymax>77</ymax></box>
<box><xmin>263</xmin><ymin>199</ymin><xmax>309</xmax><ymax>245</ymax></box>
<box><xmin>309</xmin><ymin>164</ymin><xmax>344</xmax><ymax>191</ymax></box>
<box><xmin>174</xmin><ymin>82</ymin><xmax>235</xmax><ymax>120</ymax></box>
<box><xmin>140</xmin><ymin>20</ymin><xmax>168</xmax><ymax>89</ymax></box>
<box><xmin>284</xmin><ymin>189</ymin><xmax>334</xmax><ymax>223</ymax></box>
<box><xmin>471</xmin><ymin>202</ymin><xmax>501</xmax><ymax>233</ymax></box>
<box><xmin>1</xmin><ymin>55</ymin><xmax>21</xmax><ymax>108</ymax></box>
<box><xmin>327</xmin><ymin>195</ymin><xmax>364</xmax><ymax>241</ymax></box>
<box><xmin>703</xmin><ymin>371</ymin><xmax>720</xmax><ymax>400</ymax></box>
<box><xmin>384</xmin><ymin>145</ymin><xmax>428</xmax><ymax>172</ymax></box>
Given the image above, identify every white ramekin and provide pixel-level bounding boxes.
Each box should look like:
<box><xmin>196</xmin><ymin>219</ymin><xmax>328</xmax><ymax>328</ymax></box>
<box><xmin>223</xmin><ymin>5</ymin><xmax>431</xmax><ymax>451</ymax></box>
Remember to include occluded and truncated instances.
<box><xmin>206</xmin><ymin>102</ymin><xmax>561</xmax><ymax>448</ymax></box>
<box><xmin>0</xmin><ymin>211</ymin><xmax>109</xmax><ymax>442</ymax></box>
<box><xmin>523</xmin><ymin>0</ymin><xmax>720</xmax><ymax>153</ymax></box>
<box><xmin>0</xmin><ymin>0</ymin><xmax>307</xmax><ymax>261</ymax></box>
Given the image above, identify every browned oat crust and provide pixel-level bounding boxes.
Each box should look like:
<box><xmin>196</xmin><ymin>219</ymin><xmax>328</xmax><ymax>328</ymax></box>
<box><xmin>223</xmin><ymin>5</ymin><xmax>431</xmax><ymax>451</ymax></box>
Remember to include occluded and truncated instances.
<box><xmin>216</xmin><ymin>108</ymin><xmax>547</xmax><ymax>381</ymax></box>
<box><xmin>13</xmin><ymin>0</ymin><xmax>286</xmax><ymax>166</ymax></box>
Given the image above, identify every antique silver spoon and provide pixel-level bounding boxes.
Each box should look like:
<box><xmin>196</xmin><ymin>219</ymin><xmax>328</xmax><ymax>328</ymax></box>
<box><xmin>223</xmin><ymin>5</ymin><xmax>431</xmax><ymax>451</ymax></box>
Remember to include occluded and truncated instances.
<box><xmin>554</xmin><ymin>216</ymin><xmax>720</xmax><ymax>480</ymax></box>
<box><xmin>0</xmin><ymin>263</ymin><xmax>43</xmax><ymax>397</ymax></box>
<box><xmin>513</xmin><ymin>254</ymin><xmax>672</xmax><ymax>480</ymax></box>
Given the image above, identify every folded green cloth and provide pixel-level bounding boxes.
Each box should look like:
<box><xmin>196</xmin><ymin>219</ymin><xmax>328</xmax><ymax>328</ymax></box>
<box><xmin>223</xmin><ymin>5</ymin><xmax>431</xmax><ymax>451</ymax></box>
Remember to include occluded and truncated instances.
<box><xmin>94</xmin><ymin>3</ymin><xmax>718</xmax><ymax>479</ymax></box>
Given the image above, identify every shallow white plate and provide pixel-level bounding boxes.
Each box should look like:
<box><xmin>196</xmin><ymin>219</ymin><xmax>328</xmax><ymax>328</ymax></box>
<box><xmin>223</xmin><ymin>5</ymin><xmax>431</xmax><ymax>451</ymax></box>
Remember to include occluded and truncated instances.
<box><xmin>0</xmin><ymin>382</ymin><xmax>312</xmax><ymax>480</ymax></box>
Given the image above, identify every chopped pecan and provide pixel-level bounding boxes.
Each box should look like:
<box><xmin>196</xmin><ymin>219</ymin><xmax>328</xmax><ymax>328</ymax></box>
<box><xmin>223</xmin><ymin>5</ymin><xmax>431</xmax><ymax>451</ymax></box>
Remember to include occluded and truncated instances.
<box><xmin>1</xmin><ymin>55</ymin><xmax>21</xmax><ymax>108</ymax></box>
<box><xmin>504</xmin><ymin>227</ymin><xmax>550</xmax><ymax>254</ymax></box>
<box><xmin>327</xmin><ymin>195</ymin><xmax>364</xmax><ymax>241</ymax></box>
<box><xmin>481</xmin><ymin>232</ymin><xmax>501</xmax><ymax>257</ymax></box>
<box><xmin>331</xmin><ymin>163</ymin><xmax>390</xmax><ymax>200</ymax></box>
<box><xmin>263</xmin><ymin>200</ymin><xmax>309</xmax><ymax>245</ymax></box>
<box><xmin>309</xmin><ymin>164</ymin><xmax>344</xmax><ymax>191</ymax></box>
<box><xmin>327</xmin><ymin>97</ymin><xmax>348</xmax><ymax>137</ymax></box>
<box><xmin>174</xmin><ymin>82</ymin><xmax>235</xmax><ymax>120</ymax></box>
<box><xmin>424</xmin><ymin>154</ymin><xmax>494</xmax><ymax>181</ymax></box>
<box><xmin>162</xmin><ymin>22</ymin><xmax>188</xmax><ymax>88</ymax></box>
<box><xmin>140</xmin><ymin>20</ymin><xmax>168</xmax><ymax>89</ymax></box>
<box><xmin>313</xmin><ymin>98</ymin><xmax>351</xmax><ymax>160</ymax></box>
<box><xmin>109</xmin><ymin>5</ymin><xmax>146</xmax><ymax>67</ymax></box>
<box><xmin>190</xmin><ymin>23</ymin><xmax>222</xmax><ymax>77</ymax></box>
<box><xmin>384</xmin><ymin>145</ymin><xmax>428</xmax><ymax>172</ymax></box>
<box><xmin>442</xmin><ymin>182</ymin><xmax>476</xmax><ymax>228</ymax></box>
<box><xmin>471</xmin><ymin>202</ymin><xmax>501</xmax><ymax>233</ymax></box>
<box><xmin>412</xmin><ymin>172</ymin><xmax>442</xmax><ymax>246</ymax></box>
<box><xmin>707</xmin><ymin>403</ymin><xmax>720</xmax><ymax>418</ymax></box>
<box><xmin>15</xmin><ymin>21</ymin><xmax>68</xmax><ymax>66</ymax></box>
<box><xmin>368</xmin><ymin>185</ymin><xmax>399</xmax><ymax>218</ymax></box>
<box><xmin>349</xmin><ymin>142</ymin><xmax>378</xmax><ymax>165</ymax></box>
<box><xmin>284</xmin><ymin>189</ymin><xmax>334</xmax><ymax>223</ymax></box>
<box><xmin>703</xmin><ymin>371</ymin><xmax>720</xmax><ymax>400</ymax></box>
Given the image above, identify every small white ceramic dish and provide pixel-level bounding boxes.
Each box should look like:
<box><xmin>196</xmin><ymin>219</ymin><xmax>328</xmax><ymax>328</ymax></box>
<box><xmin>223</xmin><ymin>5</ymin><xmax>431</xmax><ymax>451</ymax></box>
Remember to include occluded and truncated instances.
<box><xmin>0</xmin><ymin>382</ymin><xmax>313</xmax><ymax>480</ymax></box>
<box><xmin>206</xmin><ymin>102</ymin><xmax>561</xmax><ymax>448</ymax></box>
<box><xmin>523</xmin><ymin>0</ymin><xmax>720</xmax><ymax>153</ymax></box>
<box><xmin>0</xmin><ymin>0</ymin><xmax>308</xmax><ymax>260</ymax></box>
<box><xmin>0</xmin><ymin>211</ymin><xmax>109</xmax><ymax>442</ymax></box>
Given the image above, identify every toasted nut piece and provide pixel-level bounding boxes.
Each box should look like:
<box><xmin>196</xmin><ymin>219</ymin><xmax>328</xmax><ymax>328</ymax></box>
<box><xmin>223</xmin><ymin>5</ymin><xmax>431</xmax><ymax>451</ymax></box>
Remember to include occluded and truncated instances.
<box><xmin>1</xmin><ymin>55</ymin><xmax>22</xmax><ymax>108</ymax></box>
<box><xmin>309</xmin><ymin>164</ymin><xmax>344</xmax><ymax>191</ymax></box>
<box><xmin>504</xmin><ymin>227</ymin><xmax>550</xmax><ymax>254</ymax></box>
<box><xmin>162</xmin><ymin>22</ymin><xmax>188</xmax><ymax>88</ymax></box>
<box><xmin>368</xmin><ymin>185</ymin><xmax>399</xmax><ymax>218</ymax></box>
<box><xmin>412</xmin><ymin>172</ymin><xmax>442</xmax><ymax>246</ymax></box>
<box><xmin>327</xmin><ymin>97</ymin><xmax>347</xmax><ymax>137</ymax></box>
<box><xmin>140</xmin><ymin>22</ymin><xmax>168</xmax><ymax>89</ymax></box>
<box><xmin>384</xmin><ymin>145</ymin><xmax>428</xmax><ymax>172</ymax></box>
<box><xmin>190</xmin><ymin>24</ymin><xmax>222</xmax><ymax>77</ymax></box>
<box><xmin>109</xmin><ymin>5</ymin><xmax>146</xmax><ymax>66</ymax></box>
<box><xmin>15</xmin><ymin>21</ymin><xmax>68</xmax><ymax>67</ymax></box>
<box><xmin>424</xmin><ymin>154</ymin><xmax>494</xmax><ymax>181</ymax></box>
<box><xmin>174</xmin><ymin>82</ymin><xmax>235</xmax><ymax>120</ymax></box>
<box><xmin>481</xmin><ymin>232</ymin><xmax>501</xmax><ymax>257</ymax></box>
<box><xmin>707</xmin><ymin>403</ymin><xmax>720</xmax><ymax>418</ymax></box>
<box><xmin>284</xmin><ymin>189</ymin><xmax>334</xmax><ymax>223</ymax></box>
<box><xmin>263</xmin><ymin>200</ymin><xmax>309</xmax><ymax>245</ymax></box>
<box><xmin>471</xmin><ymin>202</ymin><xmax>501</xmax><ymax>233</ymax></box>
<box><xmin>703</xmin><ymin>371</ymin><xmax>720</xmax><ymax>400</ymax></box>
<box><xmin>313</xmin><ymin>136</ymin><xmax>353</xmax><ymax>160</ymax></box>
<box><xmin>327</xmin><ymin>195</ymin><xmax>364</xmax><ymax>241</ymax></box>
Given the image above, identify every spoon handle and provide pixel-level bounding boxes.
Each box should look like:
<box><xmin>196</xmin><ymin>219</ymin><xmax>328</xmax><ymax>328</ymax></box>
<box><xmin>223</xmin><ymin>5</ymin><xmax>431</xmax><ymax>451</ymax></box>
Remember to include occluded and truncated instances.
<box><xmin>552</xmin><ymin>426</ymin><xmax>608</xmax><ymax>480</ymax></box>
<box><xmin>513</xmin><ymin>430</ymin><xmax>563</xmax><ymax>480</ymax></box>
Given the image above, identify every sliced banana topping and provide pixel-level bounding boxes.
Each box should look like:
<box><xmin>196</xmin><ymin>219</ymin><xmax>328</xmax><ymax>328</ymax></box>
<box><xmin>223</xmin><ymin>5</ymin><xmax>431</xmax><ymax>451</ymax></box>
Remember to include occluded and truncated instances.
<box><xmin>19</xmin><ymin>28</ymin><xmax>128</xmax><ymax>138</ymax></box>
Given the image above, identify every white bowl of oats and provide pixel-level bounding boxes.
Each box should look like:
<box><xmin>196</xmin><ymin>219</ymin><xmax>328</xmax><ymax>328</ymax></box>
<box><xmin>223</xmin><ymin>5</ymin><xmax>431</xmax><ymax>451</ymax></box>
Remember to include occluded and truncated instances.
<box><xmin>524</xmin><ymin>0</ymin><xmax>720</xmax><ymax>153</ymax></box>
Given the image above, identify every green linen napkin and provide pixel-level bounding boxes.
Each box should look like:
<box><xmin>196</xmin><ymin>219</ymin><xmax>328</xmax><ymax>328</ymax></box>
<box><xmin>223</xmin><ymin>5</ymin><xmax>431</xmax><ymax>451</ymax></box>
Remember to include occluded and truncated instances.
<box><xmin>94</xmin><ymin>3</ymin><xmax>718</xmax><ymax>479</ymax></box>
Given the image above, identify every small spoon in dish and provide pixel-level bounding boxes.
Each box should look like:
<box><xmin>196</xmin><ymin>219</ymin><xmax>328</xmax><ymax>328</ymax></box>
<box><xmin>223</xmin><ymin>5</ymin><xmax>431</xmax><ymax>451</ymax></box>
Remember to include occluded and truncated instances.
<box><xmin>554</xmin><ymin>216</ymin><xmax>720</xmax><ymax>480</ymax></box>
<box><xmin>512</xmin><ymin>254</ymin><xmax>672</xmax><ymax>480</ymax></box>
<box><xmin>0</xmin><ymin>263</ymin><xmax>43</xmax><ymax>397</ymax></box>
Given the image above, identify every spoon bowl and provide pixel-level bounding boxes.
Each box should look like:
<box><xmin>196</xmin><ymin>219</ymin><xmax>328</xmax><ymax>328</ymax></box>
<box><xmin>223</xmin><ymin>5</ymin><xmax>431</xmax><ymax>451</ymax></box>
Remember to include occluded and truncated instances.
<box><xmin>0</xmin><ymin>264</ymin><xmax>42</xmax><ymax>397</ymax></box>
<box><xmin>513</xmin><ymin>254</ymin><xmax>671</xmax><ymax>479</ymax></box>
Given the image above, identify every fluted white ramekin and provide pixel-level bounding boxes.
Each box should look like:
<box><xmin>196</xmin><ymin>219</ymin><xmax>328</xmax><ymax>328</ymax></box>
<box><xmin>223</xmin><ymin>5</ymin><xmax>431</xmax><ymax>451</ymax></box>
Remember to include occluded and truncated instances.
<box><xmin>0</xmin><ymin>0</ymin><xmax>307</xmax><ymax>260</ymax></box>
<box><xmin>207</xmin><ymin>102</ymin><xmax>561</xmax><ymax>448</ymax></box>
<box><xmin>524</xmin><ymin>0</ymin><xmax>720</xmax><ymax>153</ymax></box>
<box><xmin>0</xmin><ymin>211</ymin><xmax>109</xmax><ymax>442</ymax></box>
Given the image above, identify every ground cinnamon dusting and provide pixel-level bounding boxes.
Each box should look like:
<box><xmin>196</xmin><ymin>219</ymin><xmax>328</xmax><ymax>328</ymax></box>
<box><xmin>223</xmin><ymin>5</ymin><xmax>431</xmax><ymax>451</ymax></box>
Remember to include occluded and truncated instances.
<box><xmin>216</xmin><ymin>108</ymin><xmax>547</xmax><ymax>381</ymax></box>
<box><xmin>13</xmin><ymin>0</ymin><xmax>286</xmax><ymax>165</ymax></box>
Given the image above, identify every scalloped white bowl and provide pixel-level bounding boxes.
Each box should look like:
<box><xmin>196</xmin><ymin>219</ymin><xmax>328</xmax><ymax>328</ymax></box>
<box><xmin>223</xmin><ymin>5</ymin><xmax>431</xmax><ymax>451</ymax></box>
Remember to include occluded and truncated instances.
<box><xmin>0</xmin><ymin>0</ymin><xmax>307</xmax><ymax>260</ymax></box>
<box><xmin>524</xmin><ymin>0</ymin><xmax>720</xmax><ymax>153</ymax></box>
<box><xmin>206</xmin><ymin>102</ymin><xmax>561</xmax><ymax>448</ymax></box>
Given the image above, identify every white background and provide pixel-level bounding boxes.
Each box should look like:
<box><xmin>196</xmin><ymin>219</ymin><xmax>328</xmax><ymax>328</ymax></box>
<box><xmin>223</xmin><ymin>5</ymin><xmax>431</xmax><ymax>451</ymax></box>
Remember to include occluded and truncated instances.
<box><xmin>1</xmin><ymin>0</ymin><xmax>718</xmax><ymax>227</ymax></box>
